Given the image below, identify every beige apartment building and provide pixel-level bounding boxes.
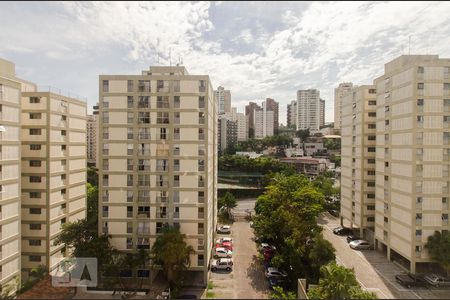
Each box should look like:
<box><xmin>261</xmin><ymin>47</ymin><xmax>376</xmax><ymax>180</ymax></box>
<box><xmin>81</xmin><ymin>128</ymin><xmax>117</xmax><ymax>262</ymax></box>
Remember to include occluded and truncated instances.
<box><xmin>340</xmin><ymin>86</ymin><xmax>377</xmax><ymax>238</ymax></box>
<box><xmin>87</xmin><ymin>114</ymin><xmax>97</xmax><ymax>166</ymax></box>
<box><xmin>214</xmin><ymin>86</ymin><xmax>231</xmax><ymax>115</ymax></box>
<box><xmin>334</xmin><ymin>82</ymin><xmax>353</xmax><ymax>129</ymax></box>
<box><xmin>0</xmin><ymin>59</ymin><xmax>22</xmax><ymax>293</ymax></box>
<box><xmin>98</xmin><ymin>66</ymin><xmax>217</xmax><ymax>285</ymax></box>
<box><xmin>20</xmin><ymin>90</ymin><xmax>87</xmax><ymax>279</ymax></box>
<box><xmin>374</xmin><ymin>55</ymin><xmax>450</xmax><ymax>273</ymax></box>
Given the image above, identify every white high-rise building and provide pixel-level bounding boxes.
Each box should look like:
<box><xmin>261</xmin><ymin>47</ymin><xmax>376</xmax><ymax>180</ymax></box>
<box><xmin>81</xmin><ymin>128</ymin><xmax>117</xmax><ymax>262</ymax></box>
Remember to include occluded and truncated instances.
<box><xmin>334</xmin><ymin>82</ymin><xmax>353</xmax><ymax>129</ymax></box>
<box><xmin>254</xmin><ymin>101</ymin><xmax>274</xmax><ymax>138</ymax></box>
<box><xmin>214</xmin><ymin>86</ymin><xmax>231</xmax><ymax>115</ymax></box>
<box><xmin>296</xmin><ymin>89</ymin><xmax>320</xmax><ymax>133</ymax></box>
<box><xmin>225</xmin><ymin>107</ymin><xmax>248</xmax><ymax>141</ymax></box>
<box><xmin>87</xmin><ymin>114</ymin><xmax>97</xmax><ymax>166</ymax></box>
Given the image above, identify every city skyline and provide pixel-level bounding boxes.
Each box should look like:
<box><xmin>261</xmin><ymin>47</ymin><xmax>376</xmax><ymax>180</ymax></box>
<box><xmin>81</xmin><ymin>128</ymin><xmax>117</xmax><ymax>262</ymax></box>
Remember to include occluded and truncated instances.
<box><xmin>2</xmin><ymin>1</ymin><xmax>450</xmax><ymax>125</ymax></box>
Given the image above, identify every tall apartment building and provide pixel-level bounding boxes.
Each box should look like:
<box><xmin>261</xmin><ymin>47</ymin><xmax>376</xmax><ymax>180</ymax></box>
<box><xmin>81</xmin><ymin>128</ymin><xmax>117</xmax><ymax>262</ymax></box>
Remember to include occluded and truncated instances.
<box><xmin>245</xmin><ymin>102</ymin><xmax>260</xmax><ymax>138</ymax></box>
<box><xmin>320</xmin><ymin>98</ymin><xmax>325</xmax><ymax>127</ymax></box>
<box><xmin>20</xmin><ymin>90</ymin><xmax>87</xmax><ymax>279</ymax></box>
<box><xmin>374</xmin><ymin>55</ymin><xmax>450</xmax><ymax>274</ymax></box>
<box><xmin>225</xmin><ymin>107</ymin><xmax>248</xmax><ymax>142</ymax></box>
<box><xmin>287</xmin><ymin>100</ymin><xmax>297</xmax><ymax>127</ymax></box>
<box><xmin>214</xmin><ymin>86</ymin><xmax>231</xmax><ymax>115</ymax></box>
<box><xmin>334</xmin><ymin>82</ymin><xmax>353</xmax><ymax>129</ymax></box>
<box><xmin>254</xmin><ymin>101</ymin><xmax>274</xmax><ymax>139</ymax></box>
<box><xmin>98</xmin><ymin>66</ymin><xmax>217</xmax><ymax>285</ymax></box>
<box><xmin>340</xmin><ymin>86</ymin><xmax>377</xmax><ymax>238</ymax></box>
<box><xmin>87</xmin><ymin>114</ymin><xmax>97</xmax><ymax>167</ymax></box>
<box><xmin>297</xmin><ymin>89</ymin><xmax>320</xmax><ymax>134</ymax></box>
<box><xmin>218</xmin><ymin>115</ymin><xmax>237</xmax><ymax>154</ymax></box>
<box><xmin>0</xmin><ymin>58</ymin><xmax>22</xmax><ymax>292</ymax></box>
<box><xmin>265</xmin><ymin>98</ymin><xmax>279</xmax><ymax>134</ymax></box>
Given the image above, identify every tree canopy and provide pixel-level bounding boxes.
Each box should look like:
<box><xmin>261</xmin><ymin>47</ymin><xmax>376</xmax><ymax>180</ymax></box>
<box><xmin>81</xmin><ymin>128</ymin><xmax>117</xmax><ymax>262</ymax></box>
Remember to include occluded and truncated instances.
<box><xmin>218</xmin><ymin>192</ymin><xmax>237</xmax><ymax>218</ymax></box>
<box><xmin>307</xmin><ymin>262</ymin><xmax>377</xmax><ymax>299</ymax></box>
<box><xmin>425</xmin><ymin>230</ymin><xmax>450</xmax><ymax>276</ymax></box>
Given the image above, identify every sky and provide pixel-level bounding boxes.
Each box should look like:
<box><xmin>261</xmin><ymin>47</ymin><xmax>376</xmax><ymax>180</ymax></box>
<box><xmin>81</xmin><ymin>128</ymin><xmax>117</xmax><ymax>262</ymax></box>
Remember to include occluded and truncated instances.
<box><xmin>1</xmin><ymin>1</ymin><xmax>450</xmax><ymax>125</ymax></box>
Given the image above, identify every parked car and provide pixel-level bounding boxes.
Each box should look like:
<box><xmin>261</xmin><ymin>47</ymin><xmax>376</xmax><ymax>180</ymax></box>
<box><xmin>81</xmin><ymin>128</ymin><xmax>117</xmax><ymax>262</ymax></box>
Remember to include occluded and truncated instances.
<box><xmin>214</xmin><ymin>247</ymin><xmax>232</xmax><ymax>258</ymax></box>
<box><xmin>216</xmin><ymin>237</ymin><xmax>233</xmax><ymax>244</ymax></box>
<box><xmin>217</xmin><ymin>225</ymin><xmax>231</xmax><ymax>234</ymax></box>
<box><xmin>333</xmin><ymin>226</ymin><xmax>353</xmax><ymax>236</ymax></box>
<box><xmin>349</xmin><ymin>240</ymin><xmax>373</xmax><ymax>250</ymax></box>
<box><xmin>259</xmin><ymin>243</ymin><xmax>276</xmax><ymax>253</ymax></box>
<box><xmin>211</xmin><ymin>258</ymin><xmax>233</xmax><ymax>271</ymax></box>
<box><xmin>395</xmin><ymin>273</ymin><xmax>428</xmax><ymax>288</ymax></box>
<box><xmin>215</xmin><ymin>241</ymin><xmax>233</xmax><ymax>251</ymax></box>
<box><xmin>424</xmin><ymin>274</ymin><xmax>450</xmax><ymax>287</ymax></box>
<box><xmin>263</xmin><ymin>249</ymin><xmax>275</xmax><ymax>261</ymax></box>
<box><xmin>328</xmin><ymin>210</ymin><xmax>339</xmax><ymax>217</ymax></box>
<box><xmin>346</xmin><ymin>235</ymin><xmax>359</xmax><ymax>243</ymax></box>
<box><xmin>265</xmin><ymin>267</ymin><xmax>288</xmax><ymax>279</ymax></box>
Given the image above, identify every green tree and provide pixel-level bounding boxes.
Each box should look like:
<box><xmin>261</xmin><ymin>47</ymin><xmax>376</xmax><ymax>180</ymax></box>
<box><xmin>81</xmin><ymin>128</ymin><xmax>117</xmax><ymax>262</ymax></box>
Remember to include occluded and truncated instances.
<box><xmin>151</xmin><ymin>226</ymin><xmax>194</xmax><ymax>286</ymax></box>
<box><xmin>86</xmin><ymin>183</ymin><xmax>98</xmax><ymax>225</ymax></box>
<box><xmin>307</xmin><ymin>262</ymin><xmax>376</xmax><ymax>299</ymax></box>
<box><xmin>425</xmin><ymin>230</ymin><xmax>450</xmax><ymax>276</ymax></box>
<box><xmin>271</xmin><ymin>286</ymin><xmax>296</xmax><ymax>299</ymax></box>
<box><xmin>87</xmin><ymin>167</ymin><xmax>98</xmax><ymax>186</ymax></box>
<box><xmin>218</xmin><ymin>192</ymin><xmax>237</xmax><ymax>218</ymax></box>
<box><xmin>307</xmin><ymin>236</ymin><xmax>336</xmax><ymax>281</ymax></box>
<box><xmin>296</xmin><ymin>129</ymin><xmax>310</xmax><ymax>141</ymax></box>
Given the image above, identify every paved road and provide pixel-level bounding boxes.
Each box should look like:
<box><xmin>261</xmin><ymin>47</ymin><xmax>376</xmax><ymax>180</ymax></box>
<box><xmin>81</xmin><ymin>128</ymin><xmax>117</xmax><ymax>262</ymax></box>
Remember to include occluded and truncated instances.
<box><xmin>209</xmin><ymin>198</ymin><xmax>269</xmax><ymax>299</ymax></box>
<box><xmin>320</xmin><ymin>213</ymin><xmax>450</xmax><ymax>299</ymax></box>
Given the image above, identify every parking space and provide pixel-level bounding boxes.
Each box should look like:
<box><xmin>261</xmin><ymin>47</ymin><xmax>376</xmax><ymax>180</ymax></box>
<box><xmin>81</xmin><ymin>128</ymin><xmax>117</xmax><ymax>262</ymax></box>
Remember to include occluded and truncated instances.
<box><xmin>320</xmin><ymin>213</ymin><xmax>450</xmax><ymax>299</ymax></box>
<box><xmin>208</xmin><ymin>198</ymin><xmax>269</xmax><ymax>299</ymax></box>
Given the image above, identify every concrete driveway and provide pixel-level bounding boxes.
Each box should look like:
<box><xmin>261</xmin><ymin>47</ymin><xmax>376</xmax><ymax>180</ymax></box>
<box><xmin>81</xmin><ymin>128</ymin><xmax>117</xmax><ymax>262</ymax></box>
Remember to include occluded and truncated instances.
<box><xmin>208</xmin><ymin>198</ymin><xmax>269</xmax><ymax>299</ymax></box>
<box><xmin>320</xmin><ymin>213</ymin><xmax>450</xmax><ymax>299</ymax></box>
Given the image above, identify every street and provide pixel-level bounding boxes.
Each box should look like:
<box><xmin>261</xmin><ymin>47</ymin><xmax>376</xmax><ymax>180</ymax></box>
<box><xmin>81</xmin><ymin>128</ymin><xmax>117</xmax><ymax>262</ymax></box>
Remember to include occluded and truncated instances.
<box><xmin>320</xmin><ymin>213</ymin><xmax>450</xmax><ymax>299</ymax></box>
<box><xmin>208</xmin><ymin>198</ymin><xmax>270</xmax><ymax>299</ymax></box>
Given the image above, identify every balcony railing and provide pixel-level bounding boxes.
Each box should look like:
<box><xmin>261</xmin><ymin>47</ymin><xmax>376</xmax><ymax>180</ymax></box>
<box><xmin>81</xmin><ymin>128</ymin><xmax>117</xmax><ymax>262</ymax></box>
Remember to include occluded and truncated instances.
<box><xmin>137</xmin><ymin>212</ymin><xmax>150</xmax><ymax>218</ymax></box>
<box><xmin>156</xmin><ymin>213</ymin><xmax>167</xmax><ymax>219</ymax></box>
<box><xmin>138</xmin><ymin>134</ymin><xmax>150</xmax><ymax>140</ymax></box>
<box><xmin>174</xmin><ymin>165</ymin><xmax>180</xmax><ymax>171</ymax></box>
<box><xmin>198</xmin><ymin>196</ymin><xmax>204</xmax><ymax>203</ymax></box>
<box><xmin>138</xmin><ymin>165</ymin><xmax>150</xmax><ymax>171</ymax></box>
<box><xmin>174</xmin><ymin>133</ymin><xmax>180</xmax><ymax>140</ymax></box>
<box><xmin>156</xmin><ymin>196</ymin><xmax>168</xmax><ymax>203</ymax></box>
<box><xmin>198</xmin><ymin>228</ymin><xmax>204</xmax><ymax>234</ymax></box>
<box><xmin>198</xmin><ymin>212</ymin><xmax>204</xmax><ymax>218</ymax></box>
<box><xmin>138</xmin><ymin>196</ymin><xmax>150</xmax><ymax>203</ymax></box>
<box><xmin>102</xmin><ymin>227</ymin><xmax>108</xmax><ymax>234</ymax></box>
<box><xmin>173</xmin><ymin>181</ymin><xmax>180</xmax><ymax>187</ymax></box>
<box><xmin>173</xmin><ymin>212</ymin><xmax>179</xmax><ymax>219</ymax></box>
<box><xmin>198</xmin><ymin>181</ymin><xmax>205</xmax><ymax>188</ymax></box>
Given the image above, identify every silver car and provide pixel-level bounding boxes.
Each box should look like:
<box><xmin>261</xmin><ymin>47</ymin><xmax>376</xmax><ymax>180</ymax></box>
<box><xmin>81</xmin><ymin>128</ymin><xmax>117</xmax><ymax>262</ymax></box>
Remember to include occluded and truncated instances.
<box><xmin>424</xmin><ymin>274</ymin><xmax>450</xmax><ymax>287</ymax></box>
<box><xmin>349</xmin><ymin>240</ymin><xmax>373</xmax><ymax>250</ymax></box>
<box><xmin>211</xmin><ymin>258</ymin><xmax>233</xmax><ymax>271</ymax></box>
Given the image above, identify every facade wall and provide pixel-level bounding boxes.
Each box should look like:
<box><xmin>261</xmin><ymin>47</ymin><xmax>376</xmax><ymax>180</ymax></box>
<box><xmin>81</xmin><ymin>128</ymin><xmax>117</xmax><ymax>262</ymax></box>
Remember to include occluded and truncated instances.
<box><xmin>374</xmin><ymin>55</ymin><xmax>450</xmax><ymax>273</ymax></box>
<box><xmin>98</xmin><ymin>66</ymin><xmax>217</xmax><ymax>285</ymax></box>
<box><xmin>334</xmin><ymin>82</ymin><xmax>353</xmax><ymax>129</ymax></box>
<box><xmin>0</xmin><ymin>58</ymin><xmax>22</xmax><ymax>290</ymax></box>
<box><xmin>20</xmin><ymin>92</ymin><xmax>87</xmax><ymax>278</ymax></box>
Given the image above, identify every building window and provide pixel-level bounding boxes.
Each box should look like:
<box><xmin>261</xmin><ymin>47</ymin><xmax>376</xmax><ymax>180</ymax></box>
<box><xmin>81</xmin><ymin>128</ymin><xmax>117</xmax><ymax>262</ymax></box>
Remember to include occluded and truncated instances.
<box><xmin>103</xmin><ymin>80</ymin><xmax>109</xmax><ymax>92</ymax></box>
<box><xmin>199</xmin><ymin>80</ymin><xmax>206</xmax><ymax>92</ymax></box>
<box><xmin>29</xmin><ymin>129</ymin><xmax>41</xmax><ymax>135</ymax></box>
<box><xmin>368</xmin><ymin>100</ymin><xmax>376</xmax><ymax>106</ymax></box>
<box><xmin>368</xmin><ymin>124</ymin><xmax>376</xmax><ymax>129</ymax></box>
<box><xmin>29</xmin><ymin>208</ymin><xmax>42</xmax><ymax>214</ymax></box>
<box><xmin>417</xmin><ymin>99</ymin><xmax>424</xmax><ymax>106</ymax></box>
<box><xmin>368</xmin><ymin>159</ymin><xmax>375</xmax><ymax>164</ymax></box>
<box><xmin>368</xmin><ymin>89</ymin><xmax>376</xmax><ymax>94</ymax></box>
<box><xmin>199</xmin><ymin>96</ymin><xmax>205</xmax><ymax>109</ymax></box>
<box><xmin>29</xmin><ymin>176</ymin><xmax>41</xmax><ymax>183</ymax></box>
<box><xmin>127</xmin><ymin>96</ymin><xmax>134</xmax><ymax>108</ymax></box>
<box><xmin>367</xmin><ymin>216</ymin><xmax>375</xmax><ymax>222</ymax></box>
<box><xmin>368</xmin><ymin>112</ymin><xmax>376</xmax><ymax>117</ymax></box>
<box><xmin>127</xmin><ymin>80</ymin><xmax>134</xmax><ymax>92</ymax></box>
<box><xmin>29</xmin><ymin>255</ymin><xmax>42</xmax><ymax>262</ymax></box>
<box><xmin>368</xmin><ymin>136</ymin><xmax>376</xmax><ymax>141</ymax></box>
<box><xmin>30</xmin><ymin>192</ymin><xmax>41</xmax><ymax>198</ymax></box>
<box><xmin>29</xmin><ymin>240</ymin><xmax>41</xmax><ymax>246</ymax></box>
<box><xmin>367</xmin><ymin>182</ymin><xmax>375</xmax><ymax>187</ymax></box>
<box><xmin>29</xmin><ymin>113</ymin><xmax>42</xmax><ymax>119</ymax></box>
<box><xmin>417</xmin><ymin>66</ymin><xmax>424</xmax><ymax>74</ymax></box>
<box><xmin>367</xmin><ymin>170</ymin><xmax>375</xmax><ymax>176</ymax></box>
<box><xmin>30</xmin><ymin>224</ymin><xmax>41</xmax><ymax>230</ymax></box>
<box><xmin>30</xmin><ymin>144</ymin><xmax>41</xmax><ymax>150</ymax></box>
<box><xmin>61</xmin><ymin>130</ymin><xmax>66</xmax><ymax>136</ymax></box>
<box><xmin>417</xmin><ymin>83</ymin><xmax>424</xmax><ymax>90</ymax></box>
<box><xmin>29</xmin><ymin>97</ymin><xmax>41</xmax><ymax>103</ymax></box>
<box><xmin>29</xmin><ymin>160</ymin><xmax>41</xmax><ymax>167</ymax></box>
<box><xmin>367</xmin><ymin>194</ymin><xmax>375</xmax><ymax>199</ymax></box>
<box><xmin>174</xmin><ymin>96</ymin><xmax>180</xmax><ymax>108</ymax></box>
<box><xmin>367</xmin><ymin>147</ymin><xmax>375</xmax><ymax>152</ymax></box>
<box><xmin>137</xmin><ymin>270</ymin><xmax>150</xmax><ymax>278</ymax></box>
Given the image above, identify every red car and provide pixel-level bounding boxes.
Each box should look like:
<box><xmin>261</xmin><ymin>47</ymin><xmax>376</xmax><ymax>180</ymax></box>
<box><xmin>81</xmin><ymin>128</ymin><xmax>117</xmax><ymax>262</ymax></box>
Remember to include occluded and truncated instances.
<box><xmin>263</xmin><ymin>248</ymin><xmax>275</xmax><ymax>261</ymax></box>
<box><xmin>215</xmin><ymin>241</ymin><xmax>233</xmax><ymax>251</ymax></box>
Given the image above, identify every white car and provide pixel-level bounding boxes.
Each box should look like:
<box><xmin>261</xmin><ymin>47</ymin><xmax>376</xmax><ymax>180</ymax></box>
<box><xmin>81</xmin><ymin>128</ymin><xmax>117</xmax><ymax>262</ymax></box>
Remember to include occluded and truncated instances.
<box><xmin>217</xmin><ymin>225</ymin><xmax>231</xmax><ymax>234</ymax></box>
<box><xmin>424</xmin><ymin>274</ymin><xmax>450</xmax><ymax>287</ymax></box>
<box><xmin>214</xmin><ymin>247</ymin><xmax>232</xmax><ymax>258</ymax></box>
<box><xmin>259</xmin><ymin>243</ymin><xmax>275</xmax><ymax>252</ymax></box>
<box><xmin>211</xmin><ymin>258</ymin><xmax>233</xmax><ymax>271</ymax></box>
<box><xmin>265</xmin><ymin>267</ymin><xmax>288</xmax><ymax>279</ymax></box>
<box><xmin>349</xmin><ymin>240</ymin><xmax>373</xmax><ymax>250</ymax></box>
<box><xmin>216</xmin><ymin>237</ymin><xmax>233</xmax><ymax>244</ymax></box>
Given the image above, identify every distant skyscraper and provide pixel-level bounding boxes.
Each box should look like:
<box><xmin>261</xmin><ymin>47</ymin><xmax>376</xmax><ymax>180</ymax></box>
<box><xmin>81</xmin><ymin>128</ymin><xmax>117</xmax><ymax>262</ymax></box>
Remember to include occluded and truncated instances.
<box><xmin>254</xmin><ymin>101</ymin><xmax>274</xmax><ymax>138</ymax></box>
<box><xmin>87</xmin><ymin>114</ymin><xmax>97</xmax><ymax>166</ymax></box>
<box><xmin>218</xmin><ymin>115</ymin><xmax>237</xmax><ymax>154</ymax></box>
<box><xmin>225</xmin><ymin>107</ymin><xmax>248</xmax><ymax>141</ymax></box>
<box><xmin>287</xmin><ymin>100</ymin><xmax>297</xmax><ymax>128</ymax></box>
<box><xmin>320</xmin><ymin>98</ymin><xmax>325</xmax><ymax>127</ymax></box>
<box><xmin>334</xmin><ymin>82</ymin><xmax>353</xmax><ymax>129</ymax></box>
<box><xmin>296</xmin><ymin>89</ymin><xmax>320</xmax><ymax>133</ymax></box>
<box><xmin>265</xmin><ymin>98</ymin><xmax>279</xmax><ymax>134</ymax></box>
<box><xmin>245</xmin><ymin>101</ymin><xmax>260</xmax><ymax>138</ymax></box>
<box><xmin>214</xmin><ymin>86</ymin><xmax>231</xmax><ymax>115</ymax></box>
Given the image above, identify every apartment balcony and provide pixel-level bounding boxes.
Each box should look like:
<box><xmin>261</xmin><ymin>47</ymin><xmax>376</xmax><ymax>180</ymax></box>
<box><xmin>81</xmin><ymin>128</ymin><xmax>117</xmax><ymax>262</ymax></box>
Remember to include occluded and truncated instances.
<box><xmin>199</xmin><ymin>86</ymin><xmax>206</xmax><ymax>93</ymax></box>
<box><xmin>137</xmin><ymin>228</ymin><xmax>150</xmax><ymax>235</ymax></box>
<box><xmin>198</xmin><ymin>134</ymin><xmax>205</xmax><ymax>140</ymax></box>
<box><xmin>102</xmin><ymin>226</ymin><xmax>108</xmax><ymax>234</ymax></box>
<box><xmin>138</xmin><ymin>134</ymin><xmax>150</xmax><ymax>140</ymax></box>
<box><xmin>157</xmin><ymin>102</ymin><xmax>170</xmax><ymax>109</ymax></box>
<box><xmin>103</xmin><ymin>180</ymin><xmax>109</xmax><ymax>186</ymax></box>
<box><xmin>198</xmin><ymin>150</ymin><xmax>205</xmax><ymax>156</ymax></box>
<box><xmin>138</xmin><ymin>165</ymin><xmax>150</xmax><ymax>171</ymax></box>
<box><xmin>173</xmin><ymin>181</ymin><xmax>180</xmax><ymax>187</ymax></box>
<box><xmin>138</xmin><ymin>196</ymin><xmax>150</xmax><ymax>203</ymax></box>
<box><xmin>127</xmin><ymin>211</ymin><xmax>133</xmax><ymax>218</ymax></box>
<box><xmin>138</xmin><ymin>86</ymin><xmax>151</xmax><ymax>93</ymax></box>
<box><xmin>198</xmin><ymin>165</ymin><xmax>205</xmax><ymax>172</ymax></box>
<box><xmin>174</xmin><ymin>133</ymin><xmax>180</xmax><ymax>140</ymax></box>
<box><xmin>138</xmin><ymin>181</ymin><xmax>150</xmax><ymax>187</ymax></box>
<box><xmin>102</xmin><ymin>195</ymin><xmax>109</xmax><ymax>202</ymax></box>
<box><xmin>156</xmin><ymin>213</ymin><xmax>167</xmax><ymax>219</ymax></box>
<box><xmin>445</xmin><ymin>90</ymin><xmax>450</xmax><ymax>97</ymax></box>
<box><xmin>416</xmin><ymin>219</ymin><xmax>422</xmax><ymax>225</ymax></box>
<box><xmin>156</xmin><ymin>166</ymin><xmax>169</xmax><ymax>172</ymax></box>
<box><xmin>198</xmin><ymin>212</ymin><xmax>204</xmax><ymax>219</ymax></box>
<box><xmin>173</xmin><ymin>212</ymin><xmax>179</xmax><ymax>219</ymax></box>
<box><xmin>102</xmin><ymin>211</ymin><xmax>109</xmax><ymax>218</ymax></box>
<box><xmin>443</xmin><ymin>187</ymin><xmax>449</xmax><ymax>194</ymax></box>
<box><xmin>157</xmin><ymin>86</ymin><xmax>170</xmax><ymax>93</ymax></box>
<box><xmin>127</xmin><ymin>180</ymin><xmax>133</xmax><ymax>187</ymax></box>
<box><xmin>416</xmin><ymin>202</ymin><xmax>422</xmax><ymax>210</ymax></box>
<box><xmin>445</xmin><ymin>122</ymin><xmax>450</xmax><ymax>129</ymax></box>
<box><xmin>138</xmin><ymin>102</ymin><xmax>150</xmax><ymax>108</ymax></box>
<box><xmin>174</xmin><ymin>117</ymin><xmax>180</xmax><ymax>124</ymax></box>
<box><xmin>127</xmin><ymin>195</ymin><xmax>133</xmax><ymax>202</ymax></box>
<box><xmin>173</xmin><ymin>196</ymin><xmax>180</xmax><ymax>203</ymax></box>
<box><xmin>157</xmin><ymin>181</ymin><xmax>169</xmax><ymax>188</ymax></box>
<box><xmin>443</xmin><ymin>219</ymin><xmax>449</xmax><ymax>226</ymax></box>
<box><xmin>198</xmin><ymin>196</ymin><xmax>204</xmax><ymax>203</ymax></box>
<box><xmin>198</xmin><ymin>117</ymin><xmax>205</xmax><ymax>124</ymax></box>
<box><xmin>415</xmin><ymin>251</ymin><xmax>422</xmax><ymax>258</ymax></box>
<box><xmin>156</xmin><ymin>196</ymin><xmax>168</xmax><ymax>203</ymax></box>
<box><xmin>415</xmin><ymin>234</ymin><xmax>422</xmax><ymax>242</ymax></box>
<box><xmin>198</xmin><ymin>228</ymin><xmax>204</xmax><ymax>234</ymax></box>
<box><xmin>157</xmin><ymin>149</ymin><xmax>170</xmax><ymax>156</ymax></box>
<box><xmin>198</xmin><ymin>181</ymin><xmax>205</xmax><ymax>188</ymax></box>
<box><xmin>137</xmin><ymin>212</ymin><xmax>150</xmax><ymax>219</ymax></box>
<box><xmin>127</xmin><ymin>165</ymin><xmax>133</xmax><ymax>171</ymax></box>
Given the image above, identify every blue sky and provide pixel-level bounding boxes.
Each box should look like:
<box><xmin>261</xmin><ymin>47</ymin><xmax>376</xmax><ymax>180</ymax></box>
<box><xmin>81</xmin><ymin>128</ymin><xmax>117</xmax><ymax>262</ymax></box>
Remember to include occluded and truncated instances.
<box><xmin>1</xmin><ymin>1</ymin><xmax>450</xmax><ymax>124</ymax></box>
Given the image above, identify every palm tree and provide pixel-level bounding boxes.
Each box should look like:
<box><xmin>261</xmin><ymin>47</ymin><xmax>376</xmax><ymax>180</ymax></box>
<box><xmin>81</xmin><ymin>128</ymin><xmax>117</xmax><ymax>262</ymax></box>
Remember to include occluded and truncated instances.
<box><xmin>151</xmin><ymin>226</ymin><xmax>194</xmax><ymax>286</ymax></box>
